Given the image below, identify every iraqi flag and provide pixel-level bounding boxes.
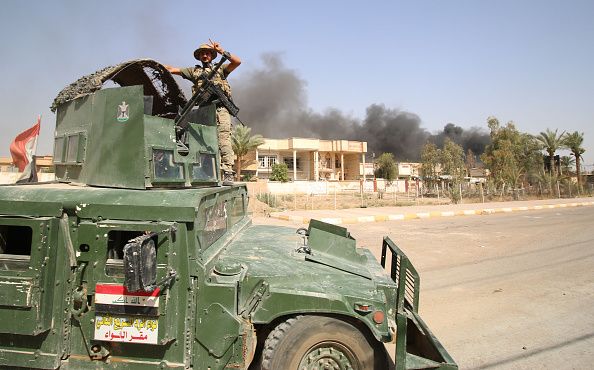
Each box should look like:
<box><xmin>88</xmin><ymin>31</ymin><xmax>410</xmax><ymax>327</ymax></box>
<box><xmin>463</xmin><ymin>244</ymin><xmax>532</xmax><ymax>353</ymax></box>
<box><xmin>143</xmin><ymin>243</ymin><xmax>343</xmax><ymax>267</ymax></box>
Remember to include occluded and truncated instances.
<box><xmin>10</xmin><ymin>116</ymin><xmax>41</xmax><ymax>183</ymax></box>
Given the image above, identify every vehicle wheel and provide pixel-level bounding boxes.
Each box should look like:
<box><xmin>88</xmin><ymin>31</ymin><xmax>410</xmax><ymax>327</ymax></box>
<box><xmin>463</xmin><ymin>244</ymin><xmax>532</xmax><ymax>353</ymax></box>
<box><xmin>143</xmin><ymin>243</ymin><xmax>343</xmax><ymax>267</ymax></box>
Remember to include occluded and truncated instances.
<box><xmin>260</xmin><ymin>315</ymin><xmax>384</xmax><ymax>370</ymax></box>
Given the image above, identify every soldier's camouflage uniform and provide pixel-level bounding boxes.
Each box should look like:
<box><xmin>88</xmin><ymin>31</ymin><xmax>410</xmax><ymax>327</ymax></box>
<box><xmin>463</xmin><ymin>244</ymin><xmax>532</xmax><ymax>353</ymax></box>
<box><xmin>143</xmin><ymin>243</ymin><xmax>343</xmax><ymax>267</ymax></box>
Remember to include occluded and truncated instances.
<box><xmin>180</xmin><ymin>64</ymin><xmax>235</xmax><ymax>173</ymax></box>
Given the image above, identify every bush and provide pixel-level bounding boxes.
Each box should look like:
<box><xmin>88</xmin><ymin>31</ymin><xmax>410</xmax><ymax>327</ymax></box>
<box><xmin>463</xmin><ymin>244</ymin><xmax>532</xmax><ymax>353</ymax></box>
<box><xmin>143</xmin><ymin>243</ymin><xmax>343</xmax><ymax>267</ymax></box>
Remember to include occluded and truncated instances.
<box><xmin>256</xmin><ymin>192</ymin><xmax>277</xmax><ymax>207</ymax></box>
<box><xmin>240</xmin><ymin>173</ymin><xmax>258</xmax><ymax>182</ymax></box>
<box><xmin>269</xmin><ymin>163</ymin><xmax>289</xmax><ymax>182</ymax></box>
<box><xmin>374</xmin><ymin>153</ymin><xmax>397</xmax><ymax>182</ymax></box>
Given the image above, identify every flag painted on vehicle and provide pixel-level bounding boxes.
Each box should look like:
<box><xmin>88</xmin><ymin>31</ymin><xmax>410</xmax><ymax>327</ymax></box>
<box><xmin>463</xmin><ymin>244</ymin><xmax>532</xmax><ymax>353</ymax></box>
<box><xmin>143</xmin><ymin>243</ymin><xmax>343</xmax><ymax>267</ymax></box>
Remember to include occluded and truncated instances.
<box><xmin>94</xmin><ymin>284</ymin><xmax>160</xmax><ymax>316</ymax></box>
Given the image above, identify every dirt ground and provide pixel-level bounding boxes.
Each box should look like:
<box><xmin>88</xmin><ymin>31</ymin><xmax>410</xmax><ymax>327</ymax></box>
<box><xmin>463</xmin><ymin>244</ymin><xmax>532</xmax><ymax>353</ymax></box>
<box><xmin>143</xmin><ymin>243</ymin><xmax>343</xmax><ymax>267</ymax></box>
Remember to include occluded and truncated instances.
<box><xmin>246</xmin><ymin>185</ymin><xmax>588</xmax><ymax>218</ymax></box>
<box><xmin>248</xmin><ymin>192</ymin><xmax>451</xmax><ymax>217</ymax></box>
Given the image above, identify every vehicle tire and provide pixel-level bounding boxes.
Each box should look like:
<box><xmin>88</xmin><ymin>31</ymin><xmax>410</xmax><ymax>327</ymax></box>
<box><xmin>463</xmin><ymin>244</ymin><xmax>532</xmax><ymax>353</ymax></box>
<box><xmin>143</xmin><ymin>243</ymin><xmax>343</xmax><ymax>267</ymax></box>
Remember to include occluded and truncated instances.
<box><xmin>260</xmin><ymin>315</ymin><xmax>385</xmax><ymax>370</ymax></box>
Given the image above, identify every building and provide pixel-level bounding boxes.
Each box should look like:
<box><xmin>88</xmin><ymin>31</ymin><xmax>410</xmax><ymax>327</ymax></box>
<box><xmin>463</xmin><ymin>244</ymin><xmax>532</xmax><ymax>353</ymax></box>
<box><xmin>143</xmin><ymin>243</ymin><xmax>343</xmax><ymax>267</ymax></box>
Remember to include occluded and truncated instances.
<box><xmin>0</xmin><ymin>156</ymin><xmax>55</xmax><ymax>184</ymax></box>
<box><xmin>0</xmin><ymin>156</ymin><xmax>54</xmax><ymax>173</ymax></box>
<box><xmin>242</xmin><ymin>138</ymin><xmax>367</xmax><ymax>181</ymax></box>
<box><xmin>397</xmin><ymin>162</ymin><xmax>421</xmax><ymax>179</ymax></box>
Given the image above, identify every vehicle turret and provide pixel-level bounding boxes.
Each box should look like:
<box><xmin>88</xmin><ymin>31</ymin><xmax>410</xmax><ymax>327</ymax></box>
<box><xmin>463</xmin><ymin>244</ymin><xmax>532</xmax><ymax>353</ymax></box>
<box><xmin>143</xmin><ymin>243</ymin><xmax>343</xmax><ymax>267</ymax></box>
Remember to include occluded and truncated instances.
<box><xmin>51</xmin><ymin>59</ymin><xmax>220</xmax><ymax>189</ymax></box>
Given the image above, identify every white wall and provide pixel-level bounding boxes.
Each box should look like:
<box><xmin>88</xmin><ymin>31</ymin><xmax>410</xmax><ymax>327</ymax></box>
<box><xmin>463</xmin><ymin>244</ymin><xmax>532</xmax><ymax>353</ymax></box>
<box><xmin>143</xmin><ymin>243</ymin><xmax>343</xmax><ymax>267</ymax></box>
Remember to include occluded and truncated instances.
<box><xmin>249</xmin><ymin>179</ymin><xmax>421</xmax><ymax>195</ymax></box>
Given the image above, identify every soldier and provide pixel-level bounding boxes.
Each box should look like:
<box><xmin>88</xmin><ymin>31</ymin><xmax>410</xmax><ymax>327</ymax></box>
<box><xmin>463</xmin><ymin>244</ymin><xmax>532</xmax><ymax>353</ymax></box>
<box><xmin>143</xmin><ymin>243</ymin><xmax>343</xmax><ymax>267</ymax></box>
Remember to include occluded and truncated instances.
<box><xmin>165</xmin><ymin>40</ymin><xmax>241</xmax><ymax>185</ymax></box>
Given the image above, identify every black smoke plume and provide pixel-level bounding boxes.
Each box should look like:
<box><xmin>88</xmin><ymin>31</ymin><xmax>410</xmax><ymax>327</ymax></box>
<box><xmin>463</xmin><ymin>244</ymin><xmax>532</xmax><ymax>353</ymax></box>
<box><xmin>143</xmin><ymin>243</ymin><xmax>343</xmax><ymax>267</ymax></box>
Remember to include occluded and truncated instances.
<box><xmin>430</xmin><ymin>123</ymin><xmax>491</xmax><ymax>157</ymax></box>
<box><xmin>232</xmin><ymin>53</ymin><xmax>489</xmax><ymax>161</ymax></box>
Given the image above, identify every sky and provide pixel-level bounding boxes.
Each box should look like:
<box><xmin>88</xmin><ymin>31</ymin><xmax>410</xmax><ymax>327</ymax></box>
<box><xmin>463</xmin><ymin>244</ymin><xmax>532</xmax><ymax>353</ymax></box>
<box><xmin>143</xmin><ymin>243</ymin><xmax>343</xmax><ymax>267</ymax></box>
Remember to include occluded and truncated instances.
<box><xmin>1</xmin><ymin>0</ymin><xmax>593</xmax><ymax>169</ymax></box>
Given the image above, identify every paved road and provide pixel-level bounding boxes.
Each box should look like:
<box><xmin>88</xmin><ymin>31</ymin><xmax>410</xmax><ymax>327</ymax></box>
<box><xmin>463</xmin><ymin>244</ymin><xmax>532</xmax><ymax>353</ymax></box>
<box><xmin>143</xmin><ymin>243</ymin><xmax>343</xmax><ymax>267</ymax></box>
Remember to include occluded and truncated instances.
<box><xmin>254</xmin><ymin>205</ymin><xmax>594</xmax><ymax>369</ymax></box>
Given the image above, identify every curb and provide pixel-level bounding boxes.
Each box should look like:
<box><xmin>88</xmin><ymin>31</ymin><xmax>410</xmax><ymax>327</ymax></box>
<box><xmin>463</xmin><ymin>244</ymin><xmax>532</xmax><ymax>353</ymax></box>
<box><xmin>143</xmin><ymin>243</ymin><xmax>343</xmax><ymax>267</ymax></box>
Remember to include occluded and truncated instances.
<box><xmin>269</xmin><ymin>201</ymin><xmax>594</xmax><ymax>225</ymax></box>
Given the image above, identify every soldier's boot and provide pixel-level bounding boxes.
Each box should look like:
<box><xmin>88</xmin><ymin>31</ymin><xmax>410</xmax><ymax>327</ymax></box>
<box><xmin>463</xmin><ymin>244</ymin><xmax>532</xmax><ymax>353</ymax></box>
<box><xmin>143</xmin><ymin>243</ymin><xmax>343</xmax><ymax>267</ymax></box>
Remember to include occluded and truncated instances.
<box><xmin>222</xmin><ymin>171</ymin><xmax>235</xmax><ymax>186</ymax></box>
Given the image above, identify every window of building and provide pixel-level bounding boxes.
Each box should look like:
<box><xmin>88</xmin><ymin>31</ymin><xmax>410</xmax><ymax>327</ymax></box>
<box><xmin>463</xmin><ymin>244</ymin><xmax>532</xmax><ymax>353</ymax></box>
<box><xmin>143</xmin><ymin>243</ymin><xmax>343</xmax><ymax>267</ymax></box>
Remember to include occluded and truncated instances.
<box><xmin>258</xmin><ymin>155</ymin><xmax>277</xmax><ymax>169</ymax></box>
<box><xmin>283</xmin><ymin>157</ymin><xmax>301</xmax><ymax>170</ymax></box>
<box><xmin>322</xmin><ymin>154</ymin><xmax>331</xmax><ymax>169</ymax></box>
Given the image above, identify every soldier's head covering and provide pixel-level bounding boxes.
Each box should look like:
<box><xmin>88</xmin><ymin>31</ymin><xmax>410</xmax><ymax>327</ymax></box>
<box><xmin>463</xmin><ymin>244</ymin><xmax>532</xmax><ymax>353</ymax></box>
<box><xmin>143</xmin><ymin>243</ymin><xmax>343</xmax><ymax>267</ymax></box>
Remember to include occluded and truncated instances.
<box><xmin>193</xmin><ymin>43</ymin><xmax>217</xmax><ymax>60</ymax></box>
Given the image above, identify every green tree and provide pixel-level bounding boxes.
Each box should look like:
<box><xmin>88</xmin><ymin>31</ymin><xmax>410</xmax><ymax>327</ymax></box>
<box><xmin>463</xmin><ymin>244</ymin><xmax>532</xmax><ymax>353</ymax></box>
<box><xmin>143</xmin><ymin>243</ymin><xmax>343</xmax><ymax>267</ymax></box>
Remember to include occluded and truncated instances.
<box><xmin>563</xmin><ymin>131</ymin><xmax>585</xmax><ymax>189</ymax></box>
<box><xmin>374</xmin><ymin>153</ymin><xmax>398</xmax><ymax>182</ymax></box>
<box><xmin>231</xmin><ymin>125</ymin><xmax>265</xmax><ymax>180</ymax></box>
<box><xmin>481</xmin><ymin>117</ymin><xmax>542</xmax><ymax>193</ymax></box>
<box><xmin>440</xmin><ymin>139</ymin><xmax>465</xmax><ymax>203</ymax></box>
<box><xmin>517</xmin><ymin>133</ymin><xmax>544</xmax><ymax>186</ymax></box>
<box><xmin>269</xmin><ymin>163</ymin><xmax>289</xmax><ymax>182</ymax></box>
<box><xmin>536</xmin><ymin>128</ymin><xmax>565</xmax><ymax>176</ymax></box>
<box><xmin>481</xmin><ymin>117</ymin><xmax>519</xmax><ymax>190</ymax></box>
<box><xmin>465</xmin><ymin>148</ymin><xmax>476</xmax><ymax>173</ymax></box>
<box><xmin>534</xmin><ymin>169</ymin><xmax>555</xmax><ymax>196</ymax></box>
<box><xmin>420</xmin><ymin>142</ymin><xmax>441</xmax><ymax>191</ymax></box>
<box><xmin>441</xmin><ymin>139</ymin><xmax>465</xmax><ymax>180</ymax></box>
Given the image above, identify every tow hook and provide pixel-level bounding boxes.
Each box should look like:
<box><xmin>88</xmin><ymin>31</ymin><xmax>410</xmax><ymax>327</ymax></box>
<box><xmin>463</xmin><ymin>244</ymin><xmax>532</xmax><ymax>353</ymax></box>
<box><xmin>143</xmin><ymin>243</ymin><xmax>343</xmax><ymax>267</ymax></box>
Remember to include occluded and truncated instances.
<box><xmin>89</xmin><ymin>344</ymin><xmax>110</xmax><ymax>360</ymax></box>
<box><xmin>71</xmin><ymin>285</ymin><xmax>88</xmax><ymax>317</ymax></box>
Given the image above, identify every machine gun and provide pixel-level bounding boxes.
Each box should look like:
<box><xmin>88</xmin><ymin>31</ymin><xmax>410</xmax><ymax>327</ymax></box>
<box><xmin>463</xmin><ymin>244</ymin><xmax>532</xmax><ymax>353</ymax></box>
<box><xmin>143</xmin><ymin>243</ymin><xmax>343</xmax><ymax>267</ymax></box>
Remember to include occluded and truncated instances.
<box><xmin>174</xmin><ymin>53</ymin><xmax>243</xmax><ymax>153</ymax></box>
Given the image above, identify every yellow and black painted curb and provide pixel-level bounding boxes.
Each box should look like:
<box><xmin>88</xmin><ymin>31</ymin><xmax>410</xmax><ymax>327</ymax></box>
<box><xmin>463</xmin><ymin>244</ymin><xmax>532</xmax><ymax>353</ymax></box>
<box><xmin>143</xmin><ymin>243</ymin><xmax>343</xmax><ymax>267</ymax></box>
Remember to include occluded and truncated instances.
<box><xmin>269</xmin><ymin>200</ymin><xmax>594</xmax><ymax>225</ymax></box>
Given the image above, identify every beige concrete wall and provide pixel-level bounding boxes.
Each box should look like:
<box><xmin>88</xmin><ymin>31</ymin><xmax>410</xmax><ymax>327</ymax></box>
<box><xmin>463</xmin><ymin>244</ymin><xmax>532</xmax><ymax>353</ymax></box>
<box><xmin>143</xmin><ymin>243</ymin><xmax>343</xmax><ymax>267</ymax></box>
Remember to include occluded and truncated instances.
<box><xmin>289</xmin><ymin>138</ymin><xmax>320</xmax><ymax>150</ymax></box>
<box><xmin>398</xmin><ymin>162</ymin><xmax>421</xmax><ymax>177</ymax></box>
<box><xmin>245</xmin><ymin>179</ymin><xmax>420</xmax><ymax>196</ymax></box>
<box><xmin>343</xmin><ymin>154</ymin><xmax>362</xmax><ymax>180</ymax></box>
<box><xmin>260</xmin><ymin>138</ymin><xmax>290</xmax><ymax>150</ymax></box>
<box><xmin>0</xmin><ymin>173</ymin><xmax>55</xmax><ymax>184</ymax></box>
<box><xmin>0</xmin><ymin>156</ymin><xmax>54</xmax><ymax>174</ymax></box>
<box><xmin>249</xmin><ymin>180</ymin><xmax>363</xmax><ymax>195</ymax></box>
<box><xmin>258</xmin><ymin>138</ymin><xmax>366</xmax><ymax>153</ymax></box>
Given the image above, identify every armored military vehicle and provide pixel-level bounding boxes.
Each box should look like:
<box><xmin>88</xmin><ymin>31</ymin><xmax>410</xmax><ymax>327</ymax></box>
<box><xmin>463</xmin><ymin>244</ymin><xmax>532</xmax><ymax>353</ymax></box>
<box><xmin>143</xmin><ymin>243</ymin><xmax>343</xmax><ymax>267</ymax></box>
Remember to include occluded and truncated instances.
<box><xmin>0</xmin><ymin>59</ymin><xmax>457</xmax><ymax>369</ymax></box>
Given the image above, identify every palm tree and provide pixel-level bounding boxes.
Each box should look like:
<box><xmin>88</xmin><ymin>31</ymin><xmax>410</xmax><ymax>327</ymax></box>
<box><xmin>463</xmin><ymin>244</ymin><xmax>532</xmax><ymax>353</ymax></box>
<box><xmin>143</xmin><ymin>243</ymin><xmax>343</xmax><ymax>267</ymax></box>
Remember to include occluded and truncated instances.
<box><xmin>559</xmin><ymin>156</ymin><xmax>575</xmax><ymax>175</ymax></box>
<box><xmin>563</xmin><ymin>131</ymin><xmax>585</xmax><ymax>188</ymax></box>
<box><xmin>231</xmin><ymin>125</ymin><xmax>265</xmax><ymax>181</ymax></box>
<box><xmin>536</xmin><ymin>128</ymin><xmax>565</xmax><ymax>176</ymax></box>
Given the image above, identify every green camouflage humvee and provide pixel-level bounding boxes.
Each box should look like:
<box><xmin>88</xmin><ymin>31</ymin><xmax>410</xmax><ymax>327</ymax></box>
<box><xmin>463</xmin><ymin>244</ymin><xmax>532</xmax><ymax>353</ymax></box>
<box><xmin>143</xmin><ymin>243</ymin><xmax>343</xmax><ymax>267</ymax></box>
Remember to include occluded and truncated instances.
<box><xmin>0</xmin><ymin>59</ymin><xmax>456</xmax><ymax>370</ymax></box>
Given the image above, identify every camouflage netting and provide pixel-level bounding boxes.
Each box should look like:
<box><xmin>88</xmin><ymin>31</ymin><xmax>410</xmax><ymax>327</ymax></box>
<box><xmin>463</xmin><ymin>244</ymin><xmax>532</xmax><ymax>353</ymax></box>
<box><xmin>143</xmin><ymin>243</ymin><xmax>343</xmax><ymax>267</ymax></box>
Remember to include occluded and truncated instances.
<box><xmin>51</xmin><ymin>59</ymin><xmax>187</xmax><ymax>117</ymax></box>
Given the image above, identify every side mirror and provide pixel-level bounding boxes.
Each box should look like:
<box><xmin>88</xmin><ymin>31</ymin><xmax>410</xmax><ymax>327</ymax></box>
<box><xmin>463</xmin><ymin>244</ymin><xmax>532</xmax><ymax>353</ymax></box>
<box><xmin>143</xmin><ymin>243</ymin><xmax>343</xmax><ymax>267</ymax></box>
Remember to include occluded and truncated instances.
<box><xmin>123</xmin><ymin>234</ymin><xmax>157</xmax><ymax>292</ymax></box>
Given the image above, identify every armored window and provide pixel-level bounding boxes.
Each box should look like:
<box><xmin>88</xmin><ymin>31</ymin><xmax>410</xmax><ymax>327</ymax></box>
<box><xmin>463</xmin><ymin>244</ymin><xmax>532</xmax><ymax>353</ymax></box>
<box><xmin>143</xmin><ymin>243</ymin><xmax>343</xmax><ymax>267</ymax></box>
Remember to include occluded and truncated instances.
<box><xmin>66</xmin><ymin>135</ymin><xmax>79</xmax><ymax>162</ymax></box>
<box><xmin>192</xmin><ymin>152</ymin><xmax>217</xmax><ymax>181</ymax></box>
<box><xmin>64</xmin><ymin>133</ymin><xmax>86</xmax><ymax>163</ymax></box>
<box><xmin>106</xmin><ymin>230</ymin><xmax>158</xmax><ymax>277</ymax></box>
<box><xmin>229</xmin><ymin>195</ymin><xmax>246</xmax><ymax>226</ymax></box>
<box><xmin>107</xmin><ymin>230</ymin><xmax>148</xmax><ymax>260</ymax></box>
<box><xmin>203</xmin><ymin>202</ymin><xmax>227</xmax><ymax>247</ymax></box>
<box><xmin>0</xmin><ymin>225</ymin><xmax>32</xmax><ymax>270</ymax></box>
<box><xmin>53</xmin><ymin>136</ymin><xmax>65</xmax><ymax>163</ymax></box>
<box><xmin>153</xmin><ymin>149</ymin><xmax>184</xmax><ymax>181</ymax></box>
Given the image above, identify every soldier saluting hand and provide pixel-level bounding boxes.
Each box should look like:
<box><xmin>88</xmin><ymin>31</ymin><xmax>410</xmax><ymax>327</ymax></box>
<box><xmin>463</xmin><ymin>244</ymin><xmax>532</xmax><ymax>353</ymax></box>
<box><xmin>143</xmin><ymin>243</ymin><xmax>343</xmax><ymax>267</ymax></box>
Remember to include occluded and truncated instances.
<box><xmin>165</xmin><ymin>39</ymin><xmax>241</xmax><ymax>185</ymax></box>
